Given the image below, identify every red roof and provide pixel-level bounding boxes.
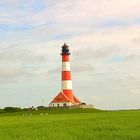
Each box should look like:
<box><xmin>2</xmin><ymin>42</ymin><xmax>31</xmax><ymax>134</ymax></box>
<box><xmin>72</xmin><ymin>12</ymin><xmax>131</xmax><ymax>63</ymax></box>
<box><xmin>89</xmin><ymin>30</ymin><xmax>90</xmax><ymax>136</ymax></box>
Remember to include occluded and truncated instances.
<box><xmin>51</xmin><ymin>92</ymin><xmax>81</xmax><ymax>104</ymax></box>
<box><xmin>73</xmin><ymin>95</ymin><xmax>81</xmax><ymax>103</ymax></box>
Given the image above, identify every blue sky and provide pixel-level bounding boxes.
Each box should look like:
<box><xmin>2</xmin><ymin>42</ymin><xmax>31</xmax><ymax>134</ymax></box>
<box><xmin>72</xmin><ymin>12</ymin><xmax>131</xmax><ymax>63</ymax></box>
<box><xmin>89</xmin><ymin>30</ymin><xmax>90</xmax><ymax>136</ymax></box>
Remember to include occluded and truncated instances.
<box><xmin>0</xmin><ymin>0</ymin><xmax>140</xmax><ymax>109</ymax></box>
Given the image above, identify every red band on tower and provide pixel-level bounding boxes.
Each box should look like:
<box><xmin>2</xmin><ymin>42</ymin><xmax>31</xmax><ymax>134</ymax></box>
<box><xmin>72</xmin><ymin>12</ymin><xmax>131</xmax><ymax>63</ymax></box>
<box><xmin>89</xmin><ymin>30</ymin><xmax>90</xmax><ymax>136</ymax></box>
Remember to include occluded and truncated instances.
<box><xmin>62</xmin><ymin>71</ymin><xmax>71</xmax><ymax>80</ymax></box>
<box><xmin>62</xmin><ymin>55</ymin><xmax>70</xmax><ymax>62</ymax></box>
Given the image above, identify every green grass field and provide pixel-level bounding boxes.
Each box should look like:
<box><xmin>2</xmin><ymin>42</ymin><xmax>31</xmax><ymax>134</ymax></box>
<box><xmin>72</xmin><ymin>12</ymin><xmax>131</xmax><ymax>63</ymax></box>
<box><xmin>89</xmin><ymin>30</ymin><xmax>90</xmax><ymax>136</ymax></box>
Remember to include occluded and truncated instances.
<box><xmin>0</xmin><ymin>109</ymin><xmax>140</xmax><ymax>140</ymax></box>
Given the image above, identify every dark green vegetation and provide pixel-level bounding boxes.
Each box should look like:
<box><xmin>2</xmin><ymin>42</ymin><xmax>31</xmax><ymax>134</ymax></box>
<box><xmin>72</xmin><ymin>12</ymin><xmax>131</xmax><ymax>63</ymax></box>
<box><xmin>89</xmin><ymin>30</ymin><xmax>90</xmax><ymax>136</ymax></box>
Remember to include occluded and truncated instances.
<box><xmin>0</xmin><ymin>108</ymin><xmax>140</xmax><ymax>140</ymax></box>
<box><xmin>0</xmin><ymin>108</ymin><xmax>104</xmax><ymax>116</ymax></box>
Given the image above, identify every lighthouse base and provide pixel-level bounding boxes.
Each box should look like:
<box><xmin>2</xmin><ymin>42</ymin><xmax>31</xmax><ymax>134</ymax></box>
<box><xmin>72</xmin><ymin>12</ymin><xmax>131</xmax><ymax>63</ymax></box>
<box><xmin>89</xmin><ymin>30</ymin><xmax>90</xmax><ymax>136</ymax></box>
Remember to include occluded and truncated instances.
<box><xmin>49</xmin><ymin>102</ymin><xmax>74</xmax><ymax>107</ymax></box>
<box><xmin>49</xmin><ymin>103</ymin><xmax>93</xmax><ymax>109</ymax></box>
<box><xmin>49</xmin><ymin>92</ymin><xmax>81</xmax><ymax>108</ymax></box>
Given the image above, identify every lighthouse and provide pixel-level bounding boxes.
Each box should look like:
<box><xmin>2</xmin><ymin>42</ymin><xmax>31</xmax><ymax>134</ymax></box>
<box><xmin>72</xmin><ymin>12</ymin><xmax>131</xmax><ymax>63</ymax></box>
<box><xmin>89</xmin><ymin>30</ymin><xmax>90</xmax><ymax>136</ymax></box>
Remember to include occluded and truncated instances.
<box><xmin>49</xmin><ymin>43</ymin><xmax>81</xmax><ymax>107</ymax></box>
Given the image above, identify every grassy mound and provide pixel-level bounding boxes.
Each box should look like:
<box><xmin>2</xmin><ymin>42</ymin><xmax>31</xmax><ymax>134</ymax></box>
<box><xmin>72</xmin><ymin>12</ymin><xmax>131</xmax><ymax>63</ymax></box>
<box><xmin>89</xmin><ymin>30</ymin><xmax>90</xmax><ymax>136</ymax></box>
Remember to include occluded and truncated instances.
<box><xmin>0</xmin><ymin>110</ymin><xmax>139</xmax><ymax>140</ymax></box>
<box><xmin>0</xmin><ymin>108</ymin><xmax>104</xmax><ymax>116</ymax></box>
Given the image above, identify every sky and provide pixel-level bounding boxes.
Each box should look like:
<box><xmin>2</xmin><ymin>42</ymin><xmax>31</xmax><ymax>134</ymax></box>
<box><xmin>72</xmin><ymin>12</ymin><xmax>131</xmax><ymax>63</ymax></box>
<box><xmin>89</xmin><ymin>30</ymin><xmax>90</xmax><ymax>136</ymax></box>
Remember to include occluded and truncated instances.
<box><xmin>0</xmin><ymin>0</ymin><xmax>140</xmax><ymax>110</ymax></box>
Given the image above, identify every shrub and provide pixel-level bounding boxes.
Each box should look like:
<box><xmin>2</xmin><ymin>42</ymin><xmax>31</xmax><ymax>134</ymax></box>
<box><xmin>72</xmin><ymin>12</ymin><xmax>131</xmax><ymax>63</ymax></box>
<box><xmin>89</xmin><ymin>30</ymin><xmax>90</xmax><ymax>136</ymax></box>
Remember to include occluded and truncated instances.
<box><xmin>0</xmin><ymin>109</ymin><xmax>4</xmax><ymax>114</ymax></box>
<box><xmin>4</xmin><ymin>107</ymin><xmax>22</xmax><ymax>112</ymax></box>
<box><xmin>37</xmin><ymin>106</ymin><xmax>47</xmax><ymax>110</ymax></box>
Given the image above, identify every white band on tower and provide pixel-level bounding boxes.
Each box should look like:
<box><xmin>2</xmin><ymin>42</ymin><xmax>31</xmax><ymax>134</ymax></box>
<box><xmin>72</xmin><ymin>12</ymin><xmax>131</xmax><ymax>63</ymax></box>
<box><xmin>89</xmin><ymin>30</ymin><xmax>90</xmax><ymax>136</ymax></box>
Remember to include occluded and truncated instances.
<box><xmin>62</xmin><ymin>62</ymin><xmax>70</xmax><ymax>71</ymax></box>
<box><xmin>61</xmin><ymin>80</ymin><xmax>72</xmax><ymax>90</ymax></box>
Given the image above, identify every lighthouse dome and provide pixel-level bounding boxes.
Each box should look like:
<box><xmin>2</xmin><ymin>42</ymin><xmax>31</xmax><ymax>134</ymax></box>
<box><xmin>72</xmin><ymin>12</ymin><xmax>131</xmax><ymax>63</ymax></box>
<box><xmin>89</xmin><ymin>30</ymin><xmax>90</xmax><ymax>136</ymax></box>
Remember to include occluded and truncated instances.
<box><xmin>61</xmin><ymin>43</ymin><xmax>70</xmax><ymax>55</ymax></box>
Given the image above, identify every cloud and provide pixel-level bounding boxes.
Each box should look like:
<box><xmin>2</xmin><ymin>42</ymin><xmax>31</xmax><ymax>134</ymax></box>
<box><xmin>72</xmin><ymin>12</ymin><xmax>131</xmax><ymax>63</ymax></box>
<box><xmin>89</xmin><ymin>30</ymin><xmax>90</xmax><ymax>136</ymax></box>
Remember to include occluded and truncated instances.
<box><xmin>71</xmin><ymin>62</ymin><xmax>94</xmax><ymax>72</ymax></box>
<box><xmin>0</xmin><ymin>42</ymin><xmax>47</xmax><ymax>64</ymax></box>
<box><xmin>131</xmin><ymin>89</ymin><xmax>140</xmax><ymax>96</ymax></box>
<box><xmin>0</xmin><ymin>0</ymin><xmax>140</xmax><ymax>109</ymax></box>
<box><xmin>0</xmin><ymin>42</ymin><xmax>49</xmax><ymax>84</ymax></box>
<box><xmin>0</xmin><ymin>64</ymin><xmax>29</xmax><ymax>84</ymax></box>
<box><xmin>1</xmin><ymin>0</ymin><xmax>140</xmax><ymax>32</ymax></box>
<box><xmin>73</xmin><ymin>45</ymin><xmax>119</xmax><ymax>61</ymax></box>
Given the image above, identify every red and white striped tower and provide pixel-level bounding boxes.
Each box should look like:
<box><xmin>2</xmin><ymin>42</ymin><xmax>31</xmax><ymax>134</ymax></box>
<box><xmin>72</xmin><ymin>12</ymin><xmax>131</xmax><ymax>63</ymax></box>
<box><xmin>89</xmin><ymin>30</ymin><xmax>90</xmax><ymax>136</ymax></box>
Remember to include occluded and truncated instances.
<box><xmin>50</xmin><ymin>43</ymin><xmax>81</xmax><ymax>107</ymax></box>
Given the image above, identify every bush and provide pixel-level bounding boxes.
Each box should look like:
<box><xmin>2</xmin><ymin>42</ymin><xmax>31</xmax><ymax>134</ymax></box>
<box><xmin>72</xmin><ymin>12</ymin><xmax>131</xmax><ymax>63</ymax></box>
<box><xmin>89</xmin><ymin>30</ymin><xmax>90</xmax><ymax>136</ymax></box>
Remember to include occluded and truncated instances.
<box><xmin>4</xmin><ymin>107</ymin><xmax>22</xmax><ymax>112</ymax></box>
<box><xmin>37</xmin><ymin>106</ymin><xmax>47</xmax><ymax>110</ymax></box>
<box><xmin>0</xmin><ymin>109</ymin><xmax>4</xmax><ymax>114</ymax></box>
<box><xmin>22</xmin><ymin>108</ymin><xmax>29</xmax><ymax>111</ymax></box>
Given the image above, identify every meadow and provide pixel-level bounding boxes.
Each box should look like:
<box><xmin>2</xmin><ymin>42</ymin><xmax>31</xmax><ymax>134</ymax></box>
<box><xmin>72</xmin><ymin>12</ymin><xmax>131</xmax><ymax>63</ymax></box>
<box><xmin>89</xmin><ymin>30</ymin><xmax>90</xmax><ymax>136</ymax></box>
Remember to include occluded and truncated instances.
<box><xmin>0</xmin><ymin>109</ymin><xmax>139</xmax><ymax>140</ymax></box>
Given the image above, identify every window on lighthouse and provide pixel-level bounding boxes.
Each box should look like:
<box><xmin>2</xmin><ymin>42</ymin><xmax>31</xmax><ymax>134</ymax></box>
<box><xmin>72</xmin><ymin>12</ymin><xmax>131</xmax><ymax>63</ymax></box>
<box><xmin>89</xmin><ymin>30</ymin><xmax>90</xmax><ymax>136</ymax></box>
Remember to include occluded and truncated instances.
<box><xmin>63</xmin><ymin>103</ymin><xmax>67</xmax><ymax>107</ymax></box>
